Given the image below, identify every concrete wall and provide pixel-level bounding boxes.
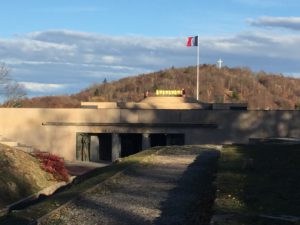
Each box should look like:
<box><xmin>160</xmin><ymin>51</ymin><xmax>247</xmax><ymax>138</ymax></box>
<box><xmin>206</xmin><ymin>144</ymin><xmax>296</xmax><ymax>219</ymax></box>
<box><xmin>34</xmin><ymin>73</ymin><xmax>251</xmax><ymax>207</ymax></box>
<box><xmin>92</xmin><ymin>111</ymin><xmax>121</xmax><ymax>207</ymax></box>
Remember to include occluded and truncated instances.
<box><xmin>1</xmin><ymin>108</ymin><xmax>300</xmax><ymax>161</ymax></box>
<box><xmin>184</xmin><ymin>110</ymin><xmax>300</xmax><ymax>145</ymax></box>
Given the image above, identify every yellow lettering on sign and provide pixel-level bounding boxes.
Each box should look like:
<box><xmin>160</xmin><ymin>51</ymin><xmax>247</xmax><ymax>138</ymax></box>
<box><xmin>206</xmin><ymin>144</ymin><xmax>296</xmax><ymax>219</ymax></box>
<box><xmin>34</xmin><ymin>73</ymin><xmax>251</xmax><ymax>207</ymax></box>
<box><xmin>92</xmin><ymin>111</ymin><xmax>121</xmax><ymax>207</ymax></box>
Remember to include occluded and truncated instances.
<box><xmin>155</xmin><ymin>90</ymin><xmax>183</xmax><ymax>96</ymax></box>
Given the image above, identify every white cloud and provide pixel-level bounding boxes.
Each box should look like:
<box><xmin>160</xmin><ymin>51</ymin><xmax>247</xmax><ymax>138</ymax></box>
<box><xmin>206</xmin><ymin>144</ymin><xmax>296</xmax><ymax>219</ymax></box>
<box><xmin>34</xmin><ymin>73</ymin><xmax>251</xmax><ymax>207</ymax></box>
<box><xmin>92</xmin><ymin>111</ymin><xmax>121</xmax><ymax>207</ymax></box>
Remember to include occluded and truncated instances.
<box><xmin>249</xmin><ymin>16</ymin><xmax>300</xmax><ymax>31</ymax></box>
<box><xmin>202</xmin><ymin>32</ymin><xmax>300</xmax><ymax>59</ymax></box>
<box><xmin>1</xmin><ymin>29</ymin><xmax>300</xmax><ymax>97</ymax></box>
<box><xmin>20</xmin><ymin>82</ymin><xmax>66</xmax><ymax>93</ymax></box>
<box><xmin>101</xmin><ymin>55</ymin><xmax>122</xmax><ymax>64</ymax></box>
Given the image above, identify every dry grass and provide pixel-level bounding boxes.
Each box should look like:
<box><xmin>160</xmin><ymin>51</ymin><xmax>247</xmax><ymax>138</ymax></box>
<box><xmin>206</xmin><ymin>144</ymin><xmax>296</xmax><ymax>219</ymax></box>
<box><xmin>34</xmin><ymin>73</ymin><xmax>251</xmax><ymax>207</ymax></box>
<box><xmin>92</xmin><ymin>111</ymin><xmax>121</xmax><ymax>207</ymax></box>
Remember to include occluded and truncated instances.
<box><xmin>0</xmin><ymin>144</ymin><xmax>57</xmax><ymax>208</ymax></box>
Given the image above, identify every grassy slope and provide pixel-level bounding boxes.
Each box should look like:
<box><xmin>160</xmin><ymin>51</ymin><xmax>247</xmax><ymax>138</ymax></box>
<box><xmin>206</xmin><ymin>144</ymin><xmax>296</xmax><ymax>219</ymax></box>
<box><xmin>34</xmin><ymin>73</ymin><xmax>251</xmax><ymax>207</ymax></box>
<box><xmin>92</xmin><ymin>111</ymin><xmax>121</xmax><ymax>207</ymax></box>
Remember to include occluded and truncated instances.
<box><xmin>214</xmin><ymin>144</ymin><xmax>300</xmax><ymax>225</ymax></box>
<box><xmin>0</xmin><ymin>144</ymin><xmax>57</xmax><ymax>208</ymax></box>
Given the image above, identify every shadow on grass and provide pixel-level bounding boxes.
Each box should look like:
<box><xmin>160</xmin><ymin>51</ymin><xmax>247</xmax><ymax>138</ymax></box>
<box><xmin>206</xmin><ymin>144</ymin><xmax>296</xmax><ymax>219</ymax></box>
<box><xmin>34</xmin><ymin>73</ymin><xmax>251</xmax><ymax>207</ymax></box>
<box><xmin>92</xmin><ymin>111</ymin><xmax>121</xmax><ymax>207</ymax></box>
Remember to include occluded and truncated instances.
<box><xmin>215</xmin><ymin>144</ymin><xmax>300</xmax><ymax>224</ymax></box>
<box><xmin>0</xmin><ymin>215</ymin><xmax>32</xmax><ymax>225</ymax></box>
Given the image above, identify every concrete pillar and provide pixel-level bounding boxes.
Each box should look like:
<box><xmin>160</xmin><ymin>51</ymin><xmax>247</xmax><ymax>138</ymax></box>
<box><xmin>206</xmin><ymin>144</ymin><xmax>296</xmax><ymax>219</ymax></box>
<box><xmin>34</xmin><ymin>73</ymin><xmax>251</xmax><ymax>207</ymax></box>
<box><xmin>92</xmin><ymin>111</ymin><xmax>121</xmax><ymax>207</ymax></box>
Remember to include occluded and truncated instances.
<box><xmin>112</xmin><ymin>133</ymin><xmax>121</xmax><ymax>161</ymax></box>
<box><xmin>142</xmin><ymin>133</ymin><xmax>151</xmax><ymax>150</ymax></box>
<box><xmin>90</xmin><ymin>135</ymin><xmax>99</xmax><ymax>162</ymax></box>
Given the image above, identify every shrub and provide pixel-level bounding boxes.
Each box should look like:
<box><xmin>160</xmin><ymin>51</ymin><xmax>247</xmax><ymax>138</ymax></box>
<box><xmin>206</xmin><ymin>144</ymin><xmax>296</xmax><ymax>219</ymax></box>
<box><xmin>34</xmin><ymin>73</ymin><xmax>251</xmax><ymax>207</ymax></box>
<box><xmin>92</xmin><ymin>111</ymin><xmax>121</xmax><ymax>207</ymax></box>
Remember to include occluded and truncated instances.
<box><xmin>32</xmin><ymin>152</ymin><xmax>69</xmax><ymax>182</ymax></box>
<box><xmin>231</xmin><ymin>90</ymin><xmax>240</xmax><ymax>100</ymax></box>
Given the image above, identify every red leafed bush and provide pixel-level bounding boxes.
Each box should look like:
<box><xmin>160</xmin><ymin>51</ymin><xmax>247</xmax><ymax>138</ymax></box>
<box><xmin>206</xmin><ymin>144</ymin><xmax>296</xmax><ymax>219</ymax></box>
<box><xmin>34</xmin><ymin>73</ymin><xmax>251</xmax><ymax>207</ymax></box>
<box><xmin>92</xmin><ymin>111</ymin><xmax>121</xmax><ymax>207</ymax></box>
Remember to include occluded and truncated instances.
<box><xmin>32</xmin><ymin>152</ymin><xmax>69</xmax><ymax>182</ymax></box>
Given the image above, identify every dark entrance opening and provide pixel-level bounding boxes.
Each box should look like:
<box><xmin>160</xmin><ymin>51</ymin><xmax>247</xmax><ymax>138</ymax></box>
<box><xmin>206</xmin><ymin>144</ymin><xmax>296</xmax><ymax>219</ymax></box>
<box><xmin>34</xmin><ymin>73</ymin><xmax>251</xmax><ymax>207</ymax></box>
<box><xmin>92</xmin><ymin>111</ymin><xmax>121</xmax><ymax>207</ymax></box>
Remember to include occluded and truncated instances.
<box><xmin>120</xmin><ymin>134</ymin><xmax>142</xmax><ymax>157</ymax></box>
<box><xmin>150</xmin><ymin>133</ymin><xmax>185</xmax><ymax>147</ymax></box>
<box><xmin>167</xmin><ymin>134</ymin><xmax>185</xmax><ymax>145</ymax></box>
<box><xmin>99</xmin><ymin>133</ymin><xmax>112</xmax><ymax>161</ymax></box>
<box><xmin>150</xmin><ymin>134</ymin><xmax>167</xmax><ymax>147</ymax></box>
<box><xmin>76</xmin><ymin>133</ymin><xmax>112</xmax><ymax>162</ymax></box>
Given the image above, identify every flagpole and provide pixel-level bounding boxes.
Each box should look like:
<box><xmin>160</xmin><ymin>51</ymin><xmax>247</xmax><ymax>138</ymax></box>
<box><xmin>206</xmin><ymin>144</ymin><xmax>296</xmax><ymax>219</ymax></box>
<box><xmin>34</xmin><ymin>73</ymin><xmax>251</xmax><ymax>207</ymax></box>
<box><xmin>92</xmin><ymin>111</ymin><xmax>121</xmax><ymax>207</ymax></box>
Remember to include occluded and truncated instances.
<box><xmin>196</xmin><ymin>35</ymin><xmax>200</xmax><ymax>101</ymax></box>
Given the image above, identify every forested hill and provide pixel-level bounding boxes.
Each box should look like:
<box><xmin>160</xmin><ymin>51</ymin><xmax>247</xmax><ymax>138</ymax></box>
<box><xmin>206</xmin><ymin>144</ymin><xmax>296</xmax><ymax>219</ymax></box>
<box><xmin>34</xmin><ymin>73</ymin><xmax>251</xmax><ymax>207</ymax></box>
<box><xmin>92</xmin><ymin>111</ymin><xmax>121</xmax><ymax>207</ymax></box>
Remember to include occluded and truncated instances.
<box><xmin>11</xmin><ymin>65</ymin><xmax>300</xmax><ymax>109</ymax></box>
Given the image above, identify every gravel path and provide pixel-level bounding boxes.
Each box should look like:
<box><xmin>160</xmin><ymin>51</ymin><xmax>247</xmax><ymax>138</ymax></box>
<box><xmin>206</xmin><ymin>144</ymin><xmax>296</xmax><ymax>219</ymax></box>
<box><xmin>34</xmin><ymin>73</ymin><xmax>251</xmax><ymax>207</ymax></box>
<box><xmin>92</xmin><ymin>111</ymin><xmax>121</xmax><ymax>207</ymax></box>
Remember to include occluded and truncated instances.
<box><xmin>42</xmin><ymin>146</ymin><xmax>219</xmax><ymax>225</ymax></box>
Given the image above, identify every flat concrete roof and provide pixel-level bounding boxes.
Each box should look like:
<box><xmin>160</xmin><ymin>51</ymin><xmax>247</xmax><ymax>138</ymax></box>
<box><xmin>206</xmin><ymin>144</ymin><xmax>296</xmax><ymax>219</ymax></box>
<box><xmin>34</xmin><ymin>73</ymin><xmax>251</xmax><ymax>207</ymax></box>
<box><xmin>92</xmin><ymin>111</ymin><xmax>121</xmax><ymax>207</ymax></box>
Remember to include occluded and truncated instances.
<box><xmin>81</xmin><ymin>96</ymin><xmax>248</xmax><ymax>110</ymax></box>
<box><xmin>81</xmin><ymin>97</ymin><xmax>207</xmax><ymax>110</ymax></box>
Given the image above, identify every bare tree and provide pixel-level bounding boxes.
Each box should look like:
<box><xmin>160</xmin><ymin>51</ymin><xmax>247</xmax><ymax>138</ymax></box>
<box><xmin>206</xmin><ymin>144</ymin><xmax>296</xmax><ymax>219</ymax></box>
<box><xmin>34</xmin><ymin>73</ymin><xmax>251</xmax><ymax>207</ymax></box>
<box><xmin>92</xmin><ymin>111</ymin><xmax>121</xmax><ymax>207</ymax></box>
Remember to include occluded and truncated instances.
<box><xmin>0</xmin><ymin>63</ymin><xmax>10</xmax><ymax>85</ymax></box>
<box><xmin>0</xmin><ymin>63</ymin><xmax>26</xmax><ymax>107</ymax></box>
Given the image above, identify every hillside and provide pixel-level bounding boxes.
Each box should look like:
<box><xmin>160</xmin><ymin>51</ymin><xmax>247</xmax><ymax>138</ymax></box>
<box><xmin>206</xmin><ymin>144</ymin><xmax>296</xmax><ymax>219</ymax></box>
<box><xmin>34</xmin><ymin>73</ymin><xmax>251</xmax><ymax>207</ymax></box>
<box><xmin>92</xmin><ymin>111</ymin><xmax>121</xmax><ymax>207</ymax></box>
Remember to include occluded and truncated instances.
<box><xmin>9</xmin><ymin>65</ymin><xmax>300</xmax><ymax>109</ymax></box>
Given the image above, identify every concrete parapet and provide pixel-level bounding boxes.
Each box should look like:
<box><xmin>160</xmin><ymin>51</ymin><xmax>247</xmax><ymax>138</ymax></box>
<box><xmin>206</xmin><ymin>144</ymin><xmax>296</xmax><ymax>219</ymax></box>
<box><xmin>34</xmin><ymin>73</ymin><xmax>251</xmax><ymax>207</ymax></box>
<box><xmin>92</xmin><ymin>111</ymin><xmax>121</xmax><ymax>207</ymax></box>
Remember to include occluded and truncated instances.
<box><xmin>0</xmin><ymin>141</ymin><xmax>18</xmax><ymax>147</ymax></box>
<box><xmin>81</xmin><ymin>102</ymin><xmax>118</xmax><ymax>109</ymax></box>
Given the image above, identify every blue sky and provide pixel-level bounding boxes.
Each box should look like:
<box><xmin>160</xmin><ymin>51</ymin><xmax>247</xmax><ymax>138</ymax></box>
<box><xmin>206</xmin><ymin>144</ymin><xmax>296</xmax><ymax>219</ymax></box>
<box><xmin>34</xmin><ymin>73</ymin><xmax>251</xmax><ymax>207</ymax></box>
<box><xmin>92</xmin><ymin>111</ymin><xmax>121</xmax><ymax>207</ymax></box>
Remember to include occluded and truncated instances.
<box><xmin>1</xmin><ymin>0</ymin><xmax>300</xmax><ymax>97</ymax></box>
<box><xmin>2</xmin><ymin>0</ymin><xmax>299</xmax><ymax>37</ymax></box>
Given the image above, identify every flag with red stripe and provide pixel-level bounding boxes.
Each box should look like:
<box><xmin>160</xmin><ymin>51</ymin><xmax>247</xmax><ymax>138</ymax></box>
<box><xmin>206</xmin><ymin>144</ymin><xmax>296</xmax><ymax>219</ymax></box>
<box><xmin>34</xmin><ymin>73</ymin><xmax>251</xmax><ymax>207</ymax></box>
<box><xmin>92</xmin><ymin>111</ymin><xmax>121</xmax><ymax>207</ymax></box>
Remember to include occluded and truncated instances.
<box><xmin>186</xmin><ymin>36</ymin><xmax>198</xmax><ymax>47</ymax></box>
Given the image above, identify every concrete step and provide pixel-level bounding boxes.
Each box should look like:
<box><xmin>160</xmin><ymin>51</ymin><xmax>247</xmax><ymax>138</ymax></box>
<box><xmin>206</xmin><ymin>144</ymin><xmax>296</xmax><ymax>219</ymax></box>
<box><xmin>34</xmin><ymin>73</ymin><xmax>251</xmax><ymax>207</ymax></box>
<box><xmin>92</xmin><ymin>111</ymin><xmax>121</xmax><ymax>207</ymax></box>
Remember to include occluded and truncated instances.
<box><xmin>0</xmin><ymin>135</ymin><xmax>34</xmax><ymax>153</ymax></box>
<box><xmin>141</xmin><ymin>96</ymin><xmax>200</xmax><ymax>104</ymax></box>
<box><xmin>0</xmin><ymin>135</ymin><xmax>10</xmax><ymax>142</ymax></box>
<box><xmin>119</xmin><ymin>102</ymin><xmax>204</xmax><ymax>109</ymax></box>
<box><xmin>0</xmin><ymin>141</ymin><xmax>19</xmax><ymax>147</ymax></box>
<box><xmin>15</xmin><ymin>146</ymin><xmax>34</xmax><ymax>153</ymax></box>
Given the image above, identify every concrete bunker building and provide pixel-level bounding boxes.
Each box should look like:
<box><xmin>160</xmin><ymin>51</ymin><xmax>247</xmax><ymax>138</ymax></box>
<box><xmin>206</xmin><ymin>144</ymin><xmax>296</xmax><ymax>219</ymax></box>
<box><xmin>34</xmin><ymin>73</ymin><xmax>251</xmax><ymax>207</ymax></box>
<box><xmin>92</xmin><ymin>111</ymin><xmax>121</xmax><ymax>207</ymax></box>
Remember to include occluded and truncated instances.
<box><xmin>1</xmin><ymin>95</ymin><xmax>300</xmax><ymax>162</ymax></box>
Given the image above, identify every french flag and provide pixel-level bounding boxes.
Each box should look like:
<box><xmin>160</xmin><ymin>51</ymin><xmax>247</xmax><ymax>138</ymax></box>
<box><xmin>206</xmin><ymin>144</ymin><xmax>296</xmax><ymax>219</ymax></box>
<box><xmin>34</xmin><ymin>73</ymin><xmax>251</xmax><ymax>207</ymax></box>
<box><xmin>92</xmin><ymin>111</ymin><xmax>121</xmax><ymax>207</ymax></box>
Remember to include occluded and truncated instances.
<box><xmin>186</xmin><ymin>36</ymin><xmax>198</xmax><ymax>47</ymax></box>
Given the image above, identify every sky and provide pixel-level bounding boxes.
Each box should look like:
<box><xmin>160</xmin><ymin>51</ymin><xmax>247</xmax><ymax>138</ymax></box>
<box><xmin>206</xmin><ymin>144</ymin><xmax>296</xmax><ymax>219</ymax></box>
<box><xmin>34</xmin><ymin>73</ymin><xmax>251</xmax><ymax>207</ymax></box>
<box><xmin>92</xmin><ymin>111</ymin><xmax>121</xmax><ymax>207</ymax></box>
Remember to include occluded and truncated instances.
<box><xmin>1</xmin><ymin>0</ymin><xmax>300</xmax><ymax>97</ymax></box>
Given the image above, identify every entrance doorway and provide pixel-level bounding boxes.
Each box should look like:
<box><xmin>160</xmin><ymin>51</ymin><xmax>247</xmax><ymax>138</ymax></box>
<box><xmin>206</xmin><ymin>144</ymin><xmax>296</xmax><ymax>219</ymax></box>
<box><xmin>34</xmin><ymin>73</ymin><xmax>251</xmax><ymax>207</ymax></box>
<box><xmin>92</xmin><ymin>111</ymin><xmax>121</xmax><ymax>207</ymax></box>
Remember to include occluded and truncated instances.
<box><xmin>98</xmin><ymin>133</ymin><xmax>112</xmax><ymax>161</ymax></box>
<box><xmin>168</xmin><ymin>134</ymin><xmax>185</xmax><ymax>145</ymax></box>
<box><xmin>150</xmin><ymin>133</ymin><xmax>185</xmax><ymax>147</ymax></box>
<box><xmin>150</xmin><ymin>134</ymin><xmax>167</xmax><ymax>147</ymax></box>
<box><xmin>76</xmin><ymin>133</ymin><xmax>112</xmax><ymax>162</ymax></box>
<box><xmin>120</xmin><ymin>134</ymin><xmax>142</xmax><ymax>157</ymax></box>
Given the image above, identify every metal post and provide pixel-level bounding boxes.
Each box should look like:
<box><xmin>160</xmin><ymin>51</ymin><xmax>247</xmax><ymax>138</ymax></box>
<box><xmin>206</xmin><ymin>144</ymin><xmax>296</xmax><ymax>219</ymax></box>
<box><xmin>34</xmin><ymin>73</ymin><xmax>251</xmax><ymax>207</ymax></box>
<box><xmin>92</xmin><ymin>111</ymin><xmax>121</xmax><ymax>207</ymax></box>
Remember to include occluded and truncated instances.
<box><xmin>196</xmin><ymin>35</ymin><xmax>200</xmax><ymax>101</ymax></box>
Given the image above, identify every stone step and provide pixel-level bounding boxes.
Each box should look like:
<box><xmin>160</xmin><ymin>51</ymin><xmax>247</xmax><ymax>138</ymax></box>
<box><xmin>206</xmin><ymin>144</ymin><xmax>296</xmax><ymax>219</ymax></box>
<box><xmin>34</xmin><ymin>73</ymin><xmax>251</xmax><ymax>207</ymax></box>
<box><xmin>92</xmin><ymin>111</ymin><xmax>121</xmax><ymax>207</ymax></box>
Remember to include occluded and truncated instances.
<box><xmin>0</xmin><ymin>141</ymin><xmax>19</xmax><ymax>147</ymax></box>
<box><xmin>0</xmin><ymin>135</ymin><xmax>34</xmax><ymax>153</ymax></box>
<box><xmin>15</xmin><ymin>146</ymin><xmax>34</xmax><ymax>153</ymax></box>
<box><xmin>0</xmin><ymin>135</ymin><xmax>10</xmax><ymax>142</ymax></box>
<box><xmin>119</xmin><ymin>102</ymin><xmax>203</xmax><ymax>109</ymax></box>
